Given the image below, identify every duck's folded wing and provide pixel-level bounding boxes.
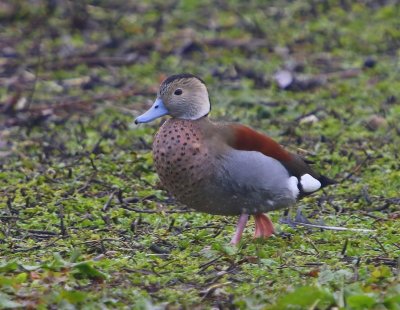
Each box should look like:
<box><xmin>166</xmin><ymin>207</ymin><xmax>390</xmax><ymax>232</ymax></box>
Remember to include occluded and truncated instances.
<box><xmin>226</xmin><ymin>124</ymin><xmax>335</xmax><ymax>194</ymax></box>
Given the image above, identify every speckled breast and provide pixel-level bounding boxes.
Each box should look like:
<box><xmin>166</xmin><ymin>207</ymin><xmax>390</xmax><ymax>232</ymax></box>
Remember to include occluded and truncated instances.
<box><xmin>153</xmin><ymin>119</ymin><xmax>214</xmax><ymax>206</ymax></box>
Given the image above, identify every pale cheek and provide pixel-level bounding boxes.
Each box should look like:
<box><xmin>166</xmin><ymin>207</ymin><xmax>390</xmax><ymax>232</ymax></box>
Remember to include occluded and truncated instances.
<box><xmin>177</xmin><ymin>98</ymin><xmax>197</xmax><ymax>119</ymax></box>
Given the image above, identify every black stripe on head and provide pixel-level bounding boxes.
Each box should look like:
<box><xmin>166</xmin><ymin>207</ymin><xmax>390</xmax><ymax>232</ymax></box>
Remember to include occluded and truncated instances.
<box><xmin>162</xmin><ymin>73</ymin><xmax>205</xmax><ymax>87</ymax></box>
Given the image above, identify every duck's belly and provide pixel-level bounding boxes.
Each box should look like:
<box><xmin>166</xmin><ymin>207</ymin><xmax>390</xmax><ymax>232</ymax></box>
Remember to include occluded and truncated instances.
<box><xmin>153</xmin><ymin>120</ymin><xmax>296</xmax><ymax>216</ymax></box>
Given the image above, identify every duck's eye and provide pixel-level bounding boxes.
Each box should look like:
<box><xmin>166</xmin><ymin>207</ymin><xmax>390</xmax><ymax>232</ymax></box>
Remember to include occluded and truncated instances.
<box><xmin>174</xmin><ymin>89</ymin><xmax>183</xmax><ymax>96</ymax></box>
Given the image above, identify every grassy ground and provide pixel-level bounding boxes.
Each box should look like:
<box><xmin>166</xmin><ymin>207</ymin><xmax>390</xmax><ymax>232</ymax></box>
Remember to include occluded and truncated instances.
<box><xmin>0</xmin><ymin>0</ymin><xmax>399</xmax><ymax>309</ymax></box>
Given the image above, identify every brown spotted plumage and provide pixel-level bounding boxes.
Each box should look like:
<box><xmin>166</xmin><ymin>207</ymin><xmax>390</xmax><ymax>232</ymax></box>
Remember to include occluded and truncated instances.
<box><xmin>153</xmin><ymin>119</ymin><xmax>213</xmax><ymax>207</ymax></box>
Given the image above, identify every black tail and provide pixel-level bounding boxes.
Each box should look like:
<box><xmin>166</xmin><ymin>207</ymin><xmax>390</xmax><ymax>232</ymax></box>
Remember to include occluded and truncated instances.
<box><xmin>319</xmin><ymin>175</ymin><xmax>337</xmax><ymax>188</ymax></box>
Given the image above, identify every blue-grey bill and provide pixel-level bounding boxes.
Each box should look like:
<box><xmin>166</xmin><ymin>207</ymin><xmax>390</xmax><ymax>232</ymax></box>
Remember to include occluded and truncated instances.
<box><xmin>135</xmin><ymin>98</ymin><xmax>169</xmax><ymax>124</ymax></box>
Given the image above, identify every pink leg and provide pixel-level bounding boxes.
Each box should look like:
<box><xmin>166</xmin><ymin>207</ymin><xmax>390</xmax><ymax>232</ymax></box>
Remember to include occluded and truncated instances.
<box><xmin>254</xmin><ymin>213</ymin><xmax>275</xmax><ymax>239</ymax></box>
<box><xmin>230</xmin><ymin>214</ymin><xmax>249</xmax><ymax>245</ymax></box>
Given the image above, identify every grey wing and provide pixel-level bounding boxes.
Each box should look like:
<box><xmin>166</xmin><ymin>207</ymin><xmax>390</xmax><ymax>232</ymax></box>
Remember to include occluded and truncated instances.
<box><xmin>216</xmin><ymin>150</ymin><xmax>297</xmax><ymax>213</ymax></box>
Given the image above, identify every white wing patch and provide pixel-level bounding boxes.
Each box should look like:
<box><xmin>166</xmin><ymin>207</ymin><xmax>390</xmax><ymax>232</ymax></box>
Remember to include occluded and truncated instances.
<box><xmin>287</xmin><ymin>176</ymin><xmax>300</xmax><ymax>198</ymax></box>
<box><xmin>300</xmin><ymin>174</ymin><xmax>321</xmax><ymax>192</ymax></box>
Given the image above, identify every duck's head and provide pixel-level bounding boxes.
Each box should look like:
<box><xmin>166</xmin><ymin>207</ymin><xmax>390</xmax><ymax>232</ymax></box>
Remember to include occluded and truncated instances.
<box><xmin>135</xmin><ymin>73</ymin><xmax>211</xmax><ymax>124</ymax></box>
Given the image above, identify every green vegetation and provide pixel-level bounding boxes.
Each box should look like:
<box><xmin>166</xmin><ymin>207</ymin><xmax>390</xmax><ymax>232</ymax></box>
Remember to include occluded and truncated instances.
<box><xmin>0</xmin><ymin>0</ymin><xmax>399</xmax><ymax>308</ymax></box>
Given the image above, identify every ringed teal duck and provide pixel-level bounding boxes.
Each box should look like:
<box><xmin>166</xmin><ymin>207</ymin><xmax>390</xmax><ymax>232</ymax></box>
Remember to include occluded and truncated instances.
<box><xmin>135</xmin><ymin>73</ymin><xmax>334</xmax><ymax>245</ymax></box>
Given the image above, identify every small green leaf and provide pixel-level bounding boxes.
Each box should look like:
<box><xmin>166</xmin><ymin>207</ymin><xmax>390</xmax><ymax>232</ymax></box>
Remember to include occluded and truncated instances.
<box><xmin>60</xmin><ymin>290</ymin><xmax>87</xmax><ymax>304</ymax></box>
<box><xmin>0</xmin><ymin>261</ymin><xmax>18</xmax><ymax>273</ymax></box>
<box><xmin>347</xmin><ymin>295</ymin><xmax>377</xmax><ymax>309</ymax></box>
<box><xmin>384</xmin><ymin>294</ymin><xmax>400</xmax><ymax>310</ymax></box>
<box><xmin>20</xmin><ymin>264</ymin><xmax>40</xmax><ymax>271</ymax></box>
<box><xmin>370</xmin><ymin>265</ymin><xmax>392</xmax><ymax>281</ymax></box>
<box><xmin>44</xmin><ymin>253</ymin><xmax>69</xmax><ymax>271</ymax></box>
<box><xmin>72</xmin><ymin>262</ymin><xmax>109</xmax><ymax>280</ymax></box>
<box><xmin>15</xmin><ymin>272</ymin><xmax>28</xmax><ymax>283</ymax></box>
<box><xmin>268</xmin><ymin>286</ymin><xmax>334</xmax><ymax>310</ymax></box>
<box><xmin>0</xmin><ymin>276</ymin><xmax>15</xmax><ymax>286</ymax></box>
<box><xmin>260</xmin><ymin>258</ymin><xmax>279</xmax><ymax>267</ymax></box>
<box><xmin>69</xmin><ymin>249</ymin><xmax>81</xmax><ymax>263</ymax></box>
<box><xmin>0</xmin><ymin>293</ymin><xmax>22</xmax><ymax>309</ymax></box>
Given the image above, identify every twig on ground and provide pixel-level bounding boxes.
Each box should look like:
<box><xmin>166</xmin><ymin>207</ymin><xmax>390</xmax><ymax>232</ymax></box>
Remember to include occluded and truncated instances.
<box><xmin>198</xmin><ymin>255</ymin><xmax>224</xmax><ymax>274</ymax></box>
<box><xmin>119</xmin><ymin>204</ymin><xmax>191</xmax><ymax>214</ymax></box>
<box><xmin>372</xmin><ymin>236</ymin><xmax>389</xmax><ymax>256</ymax></box>
<box><xmin>288</xmin><ymin>221</ymin><xmax>375</xmax><ymax>233</ymax></box>
<box><xmin>13</xmin><ymin>237</ymin><xmax>63</xmax><ymax>252</ymax></box>
<box><xmin>103</xmin><ymin>191</ymin><xmax>117</xmax><ymax>212</ymax></box>
<box><xmin>25</xmin><ymin>33</ymin><xmax>42</xmax><ymax>111</ymax></box>
<box><xmin>341</xmin><ymin>153</ymin><xmax>372</xmax><ymax>183</ymax></box>
<box><xmin>341</xmin><ymin>238</ymin><xmax>349</xmax><ymax>256</ymax></box>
